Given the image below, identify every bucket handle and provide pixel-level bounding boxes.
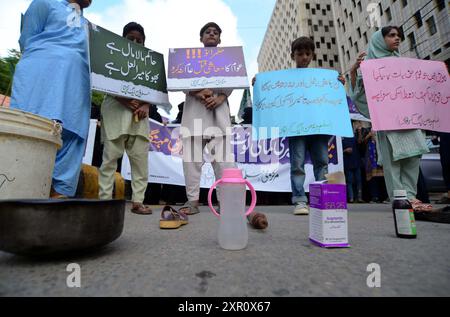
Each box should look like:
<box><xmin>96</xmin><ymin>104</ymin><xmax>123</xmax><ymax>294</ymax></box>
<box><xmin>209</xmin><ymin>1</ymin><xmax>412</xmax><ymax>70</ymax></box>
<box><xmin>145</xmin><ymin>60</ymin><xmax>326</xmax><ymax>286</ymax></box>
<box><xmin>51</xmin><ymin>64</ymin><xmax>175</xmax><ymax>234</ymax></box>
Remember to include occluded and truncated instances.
<box><xmin>208</xmin><ymin>180</ymin><xmax>257</xmax><ymax>218</ymax></box>
<box><xmin>51</xmin><ymin>120</ymin><xmax>62</xmax><ymax>136</ymax></box>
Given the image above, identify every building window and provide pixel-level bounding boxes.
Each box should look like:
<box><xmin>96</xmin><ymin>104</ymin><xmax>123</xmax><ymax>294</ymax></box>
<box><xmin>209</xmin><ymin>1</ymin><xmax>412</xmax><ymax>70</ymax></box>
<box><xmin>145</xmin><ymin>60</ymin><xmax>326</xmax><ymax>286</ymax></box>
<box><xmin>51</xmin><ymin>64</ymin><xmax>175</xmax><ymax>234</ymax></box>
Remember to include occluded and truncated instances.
<box><xmin>435</xmin><ymin>0</ymin><xmax>445</xmax><ymax>11</ymax></box>
<box><xmin>433</xmin><ymin>48</ymin><xmax>442</xmax><ymax>56</ymax></box>
<box><xmin>408</xmin><ymin>32</ymin><xmax>416</xmax><ymax>50</ymax></box>
<box><xmin>426</xmin><ymin>16</ymin><xmax>437</xmax><ymax>35</ymax></box>
<box><xmin>386</xmin><ymin>8</ymin><xmax>392</xmax><ymax>21</ymax></box>
<box><xmin>414</xmin><ymin>11</ymin><xmax>423</xmax><ymax>28</ymax></box>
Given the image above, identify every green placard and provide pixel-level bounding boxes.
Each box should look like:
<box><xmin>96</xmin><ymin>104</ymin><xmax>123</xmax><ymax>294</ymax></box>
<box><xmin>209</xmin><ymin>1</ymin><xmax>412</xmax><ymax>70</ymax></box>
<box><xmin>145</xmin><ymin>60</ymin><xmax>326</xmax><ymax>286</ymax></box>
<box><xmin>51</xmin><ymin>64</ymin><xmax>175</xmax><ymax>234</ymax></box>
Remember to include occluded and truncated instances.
<box><xmin>88</xmin><ymin>23</ymin><xmax>170</xmax><ymax>109</ymax></box>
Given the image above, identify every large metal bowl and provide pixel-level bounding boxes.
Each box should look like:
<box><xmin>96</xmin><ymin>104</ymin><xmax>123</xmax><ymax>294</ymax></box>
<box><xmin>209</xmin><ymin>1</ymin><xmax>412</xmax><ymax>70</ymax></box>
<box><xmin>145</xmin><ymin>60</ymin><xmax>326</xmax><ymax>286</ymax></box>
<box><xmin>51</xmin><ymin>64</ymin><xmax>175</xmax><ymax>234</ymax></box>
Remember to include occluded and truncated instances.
<box><xmin>0</xmin><ymin>199</ymin><xmax>125</xmax><ymax>256</ymax></box>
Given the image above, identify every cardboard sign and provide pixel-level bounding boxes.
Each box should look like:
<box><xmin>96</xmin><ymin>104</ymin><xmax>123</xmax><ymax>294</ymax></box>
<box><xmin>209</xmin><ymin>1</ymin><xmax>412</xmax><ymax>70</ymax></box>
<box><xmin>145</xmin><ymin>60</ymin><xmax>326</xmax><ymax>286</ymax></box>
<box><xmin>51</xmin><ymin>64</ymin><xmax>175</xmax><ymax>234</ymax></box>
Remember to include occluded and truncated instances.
<box><xmin>360</xmin><ymin>57</ymin><xmax>450</xmax><ymax>132</ymax></box>
<box><xmin>167</xmin><ymin>46</ymin><xmax>249</xmax><ymax>91</ymax></box>
<box><xmin>89</xmin><ymin>23</ymin><xmax>170</xmax><ymax>111</ymax></box>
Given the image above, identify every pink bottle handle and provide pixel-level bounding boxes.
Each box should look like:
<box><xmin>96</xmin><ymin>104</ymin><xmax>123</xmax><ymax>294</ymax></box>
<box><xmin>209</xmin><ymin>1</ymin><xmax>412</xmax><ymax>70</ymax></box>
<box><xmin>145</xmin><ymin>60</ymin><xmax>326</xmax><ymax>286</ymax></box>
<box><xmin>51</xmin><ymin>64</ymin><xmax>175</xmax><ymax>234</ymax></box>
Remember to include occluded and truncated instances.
<box><xmin>208</xmin><ymin>180</ymin><xmax>222</xmax><ymax>218</ymax></box>
<box><xmin>208</xmin><ymin>179</ymin><xmax>257</xmax><ymax>218</ymax></box>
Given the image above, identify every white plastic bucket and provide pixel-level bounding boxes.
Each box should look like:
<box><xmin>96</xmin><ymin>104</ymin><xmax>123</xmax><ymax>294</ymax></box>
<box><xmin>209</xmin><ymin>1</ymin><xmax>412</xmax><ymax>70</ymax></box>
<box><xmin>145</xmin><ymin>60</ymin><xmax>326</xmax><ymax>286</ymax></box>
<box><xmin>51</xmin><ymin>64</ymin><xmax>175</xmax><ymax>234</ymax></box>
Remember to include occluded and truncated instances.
<box><xmin>0</xmin><ymin>107</ymin><xmax>62</xmax><ymax>199</ymax></box>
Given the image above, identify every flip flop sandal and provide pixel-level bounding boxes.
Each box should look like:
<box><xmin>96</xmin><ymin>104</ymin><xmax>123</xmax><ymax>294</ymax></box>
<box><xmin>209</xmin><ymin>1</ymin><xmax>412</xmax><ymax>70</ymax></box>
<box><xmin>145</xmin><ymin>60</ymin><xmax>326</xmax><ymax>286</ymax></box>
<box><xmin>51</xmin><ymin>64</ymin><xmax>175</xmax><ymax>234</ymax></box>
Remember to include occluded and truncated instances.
<box><xmin>410</xmin><ymin>200</ymin><xmax>433</xmax><ymax>213</ymax></box>
<box><xmin>177</xmin><ymin>209</ymin><xmax>189</xmax><ymax>226</ymax></box>
<box><xmin>160</xmin><ymin>206</ymin><xmax>182</xmax><ymax>229</ymax></box>
<box><xmin>179</xmin><ymin>201</ymin><xmax>200</xmax><ymax>215</ymax></box>
<box><xmin>131</xmin><ymin>203</ymin><xmax>153</xmax><ymax>215</ymax></box>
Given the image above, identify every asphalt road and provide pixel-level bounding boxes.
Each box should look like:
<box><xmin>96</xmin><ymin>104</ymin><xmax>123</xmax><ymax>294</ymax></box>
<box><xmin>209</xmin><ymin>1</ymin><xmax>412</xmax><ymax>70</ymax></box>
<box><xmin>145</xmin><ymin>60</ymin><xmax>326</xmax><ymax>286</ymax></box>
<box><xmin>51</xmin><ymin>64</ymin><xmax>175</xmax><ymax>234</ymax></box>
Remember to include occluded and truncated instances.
<box><xmin>1</xmin><ymin>203</ymin><xmax>449</xmax><ymax>297</ymax></box>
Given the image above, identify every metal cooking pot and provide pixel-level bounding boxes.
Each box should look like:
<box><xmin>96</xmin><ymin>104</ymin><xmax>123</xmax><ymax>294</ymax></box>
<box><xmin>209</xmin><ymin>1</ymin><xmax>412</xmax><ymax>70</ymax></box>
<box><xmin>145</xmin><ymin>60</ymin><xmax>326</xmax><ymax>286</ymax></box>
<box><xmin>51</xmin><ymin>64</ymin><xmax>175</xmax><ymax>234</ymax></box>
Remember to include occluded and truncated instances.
<box><xmin>0</xmin><ymin>199</ymin><xmax>125</xmax><ymax>256</ymax></box>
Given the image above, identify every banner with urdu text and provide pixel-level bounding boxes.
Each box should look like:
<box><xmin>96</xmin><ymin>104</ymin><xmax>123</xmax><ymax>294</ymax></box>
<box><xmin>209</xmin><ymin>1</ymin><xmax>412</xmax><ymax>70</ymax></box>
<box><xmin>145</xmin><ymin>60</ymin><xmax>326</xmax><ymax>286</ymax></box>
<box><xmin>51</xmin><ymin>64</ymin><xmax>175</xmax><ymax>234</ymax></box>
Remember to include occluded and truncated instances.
<box><xmin>121</xmin><ymin>120</ymin><xmax>344</xmax><ymax>192</ymax></box>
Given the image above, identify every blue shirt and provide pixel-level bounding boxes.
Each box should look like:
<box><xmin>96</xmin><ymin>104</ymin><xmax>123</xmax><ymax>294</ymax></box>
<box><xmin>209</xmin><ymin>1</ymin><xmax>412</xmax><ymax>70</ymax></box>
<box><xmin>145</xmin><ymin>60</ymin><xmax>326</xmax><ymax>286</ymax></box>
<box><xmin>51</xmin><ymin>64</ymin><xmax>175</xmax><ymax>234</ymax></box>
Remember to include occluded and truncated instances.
<box><xmin>11</xmin><ymin>0</ymin><xmax>91</xmax><ymax>139</ymax></box>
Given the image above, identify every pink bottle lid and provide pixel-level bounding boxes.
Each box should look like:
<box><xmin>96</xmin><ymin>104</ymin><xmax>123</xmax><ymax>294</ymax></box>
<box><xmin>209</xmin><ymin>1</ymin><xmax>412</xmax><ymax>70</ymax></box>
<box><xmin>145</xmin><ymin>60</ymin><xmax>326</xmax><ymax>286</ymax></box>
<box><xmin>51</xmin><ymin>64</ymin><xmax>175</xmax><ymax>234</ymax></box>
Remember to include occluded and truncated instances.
<box><xmin>208</xmin><ymin>168</ymin><xmax>257</xmax><ymax>217</ymax></box>
<box><xmin>221</xmin><ymin>168</ymin><xmax>246</xmax><ymax>184</ymax></box>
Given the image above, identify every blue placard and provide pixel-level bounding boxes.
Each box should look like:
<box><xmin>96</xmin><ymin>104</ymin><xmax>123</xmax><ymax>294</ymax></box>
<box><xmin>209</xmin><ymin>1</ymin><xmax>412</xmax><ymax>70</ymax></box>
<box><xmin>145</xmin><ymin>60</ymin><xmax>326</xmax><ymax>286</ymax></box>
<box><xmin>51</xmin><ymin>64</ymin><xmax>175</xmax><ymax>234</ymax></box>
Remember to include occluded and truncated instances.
<box><xmin>252</xmin><ymin>68</ymin><xmax>353</xmax><ymax>140</ymax></box>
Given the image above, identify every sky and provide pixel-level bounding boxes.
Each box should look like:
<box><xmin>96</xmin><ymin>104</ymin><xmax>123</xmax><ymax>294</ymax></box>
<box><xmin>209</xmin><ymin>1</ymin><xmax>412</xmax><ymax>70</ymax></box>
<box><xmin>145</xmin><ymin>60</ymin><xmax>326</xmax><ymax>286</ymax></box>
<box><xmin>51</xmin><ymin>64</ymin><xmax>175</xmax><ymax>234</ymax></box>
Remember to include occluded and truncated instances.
<box><xmin>0</xmin><ymin>0</ymin><xmax>276</xmax><ymax>119</ymax></box>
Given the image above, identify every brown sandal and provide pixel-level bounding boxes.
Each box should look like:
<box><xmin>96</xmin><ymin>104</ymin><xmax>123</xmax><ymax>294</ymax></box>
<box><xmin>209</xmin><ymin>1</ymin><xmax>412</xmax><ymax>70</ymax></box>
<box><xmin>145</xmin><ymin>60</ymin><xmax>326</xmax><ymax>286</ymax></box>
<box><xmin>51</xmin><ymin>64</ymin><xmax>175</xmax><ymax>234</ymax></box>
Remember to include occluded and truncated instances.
<box><xmin>410</xmin><ymin>199</ymin><xmax>433</xmax><ymax>213</ymax></box>
<box><xmin>131</xmin><ymin>203</ymin><xmax>153</xmax><ymax>215</ymax></box>
<box><xmin>160</xmin><ymin>206</ymin><xmax>181</xmax><ymax>229</ymax></box>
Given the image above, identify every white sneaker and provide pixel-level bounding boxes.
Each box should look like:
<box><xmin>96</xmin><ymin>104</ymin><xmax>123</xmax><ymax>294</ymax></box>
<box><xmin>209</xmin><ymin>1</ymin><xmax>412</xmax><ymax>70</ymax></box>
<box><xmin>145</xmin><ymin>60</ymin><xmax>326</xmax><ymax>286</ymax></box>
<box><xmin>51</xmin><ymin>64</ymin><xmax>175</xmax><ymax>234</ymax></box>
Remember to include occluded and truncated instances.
<box><xmin>293</xmin><ymin>202</ymin><xmax>309</xmax><ymax>215</ymax></box>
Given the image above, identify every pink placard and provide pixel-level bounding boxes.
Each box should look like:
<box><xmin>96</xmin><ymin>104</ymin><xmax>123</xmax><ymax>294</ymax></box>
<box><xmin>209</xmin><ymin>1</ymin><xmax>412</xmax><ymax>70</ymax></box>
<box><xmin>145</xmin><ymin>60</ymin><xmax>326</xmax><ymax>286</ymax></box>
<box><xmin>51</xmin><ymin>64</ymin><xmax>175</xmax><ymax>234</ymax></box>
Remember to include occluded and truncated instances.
<box><xmin>360</xmin><ymin>57</ymin><xmax>450</xmax><ymax>132</ymax></box>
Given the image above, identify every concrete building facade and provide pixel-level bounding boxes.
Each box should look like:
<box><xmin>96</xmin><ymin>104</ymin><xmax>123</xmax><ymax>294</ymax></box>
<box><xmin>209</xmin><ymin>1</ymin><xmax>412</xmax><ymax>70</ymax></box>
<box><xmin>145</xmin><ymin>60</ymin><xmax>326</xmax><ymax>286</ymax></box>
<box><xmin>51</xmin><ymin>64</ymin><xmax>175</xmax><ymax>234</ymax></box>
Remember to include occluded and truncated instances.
<box><xmin>258</xmin><ymin>0</ymin><xmax>341</xmax><ymax>72</ymax></box>
<box><xmin>331</xmin><ymin>0</ymin><xmax>450</xmax><ymax>79</ymax></box>
<box><xmin>258</xmin><ymin>0</ymin><xmax>449</xmax><ymax>77</ymax></box>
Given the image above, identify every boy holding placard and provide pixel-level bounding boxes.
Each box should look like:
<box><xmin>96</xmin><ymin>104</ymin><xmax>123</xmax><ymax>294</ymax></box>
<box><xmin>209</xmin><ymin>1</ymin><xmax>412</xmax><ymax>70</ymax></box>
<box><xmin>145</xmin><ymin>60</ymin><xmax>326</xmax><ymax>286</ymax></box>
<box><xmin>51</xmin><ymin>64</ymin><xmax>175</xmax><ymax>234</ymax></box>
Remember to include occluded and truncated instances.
<box><xmin>287</xmin><ymin>37</ymin><xmax>336</xmax><ymax>215</ymax></box>
<box><xmin>252</xmin><ymin>37</ymin><xmax>350</xmax><ymax>215</ymax></box>
<box><xmin>179</xmin><ymin>22</ymin><xmax>236</xmax><ymax>215</ymax></box>
<box><xmin>98</xmin><ymin>22</ymin><xmax>153</xmax><ymax>215</ymax></box>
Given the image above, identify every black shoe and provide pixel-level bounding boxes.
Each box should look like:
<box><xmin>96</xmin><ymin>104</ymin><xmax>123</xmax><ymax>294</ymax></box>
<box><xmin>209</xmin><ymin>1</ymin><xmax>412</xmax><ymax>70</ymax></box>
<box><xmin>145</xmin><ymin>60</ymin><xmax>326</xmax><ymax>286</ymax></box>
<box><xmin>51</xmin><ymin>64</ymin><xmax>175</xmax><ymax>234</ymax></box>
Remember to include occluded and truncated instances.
<box><xmin>415</xmin><ymin>206</ymin><xmax>450</xmax><ymax>224</ymax></box>
<box><xmin>437</xmin><ymin>197</ymin><xmax>450</xmax><ymax>204</ymax></box>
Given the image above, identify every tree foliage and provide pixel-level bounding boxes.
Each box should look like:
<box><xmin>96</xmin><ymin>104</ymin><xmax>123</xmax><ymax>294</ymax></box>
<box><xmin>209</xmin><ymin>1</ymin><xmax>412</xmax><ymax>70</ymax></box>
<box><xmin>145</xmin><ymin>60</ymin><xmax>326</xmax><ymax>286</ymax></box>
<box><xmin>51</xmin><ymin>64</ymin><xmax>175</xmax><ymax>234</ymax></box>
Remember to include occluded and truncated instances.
<box><xmin>0</xmin><ymin>49</ymin><xmax>21</xmax><ymax>96</ymax></box>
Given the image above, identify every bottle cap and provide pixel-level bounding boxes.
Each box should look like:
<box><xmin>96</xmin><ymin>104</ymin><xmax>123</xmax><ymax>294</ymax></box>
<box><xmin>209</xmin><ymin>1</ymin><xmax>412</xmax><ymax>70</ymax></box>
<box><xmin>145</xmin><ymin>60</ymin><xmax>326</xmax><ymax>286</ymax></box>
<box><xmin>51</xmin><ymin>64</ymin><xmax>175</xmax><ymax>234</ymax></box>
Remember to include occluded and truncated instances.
<box><xmin>221</xmin><ymin>168</ymin><xmax>246</xmax><ymax>184</ymax></box>
<box><xmin>393</xmin><ymin>190</ymin><xmax>407</xmax><ymax>198</ymax></box>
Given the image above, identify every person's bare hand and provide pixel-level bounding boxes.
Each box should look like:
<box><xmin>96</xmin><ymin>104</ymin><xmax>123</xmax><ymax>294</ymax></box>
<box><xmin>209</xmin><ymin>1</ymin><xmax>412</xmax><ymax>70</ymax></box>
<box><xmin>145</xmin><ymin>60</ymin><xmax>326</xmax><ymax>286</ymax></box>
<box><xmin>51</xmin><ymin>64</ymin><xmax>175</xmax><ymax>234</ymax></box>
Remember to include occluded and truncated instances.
<box><xmin>338</xmin><ymin>75</ymin><xmax>346</xmax><ymax>85</ymax></box>
<box><xmin>134</xmin><ymin>103</ymin><xmax>150</xmax><ymax>120</ymax></box>
<box><xmin>115</xmin><ymin>97</ymin><xmax>140</xmax><ymax>111</ymax></box>
<box><xmin>338</xmin><ymin>74</ymin><xmax>346</xmax><ymax>85</ymax></box>
<box><xmin>351</xmin><ymin>52</ymin><xmax>367</xmax><ymax>73</ymax></box>
<box><xmin>129</xmin><ymin>99</ymin><xmax>141</xmax><ymax>111</ymax></box>
<box><xmin>195</xmin><ymin>89</ymin><xmax>214</xmax><ymax>103</ymax></box>
<box><xmin>205</xmin><ymin>94</ymin><xmax>226</xmax><ymax>110</ymax></box>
